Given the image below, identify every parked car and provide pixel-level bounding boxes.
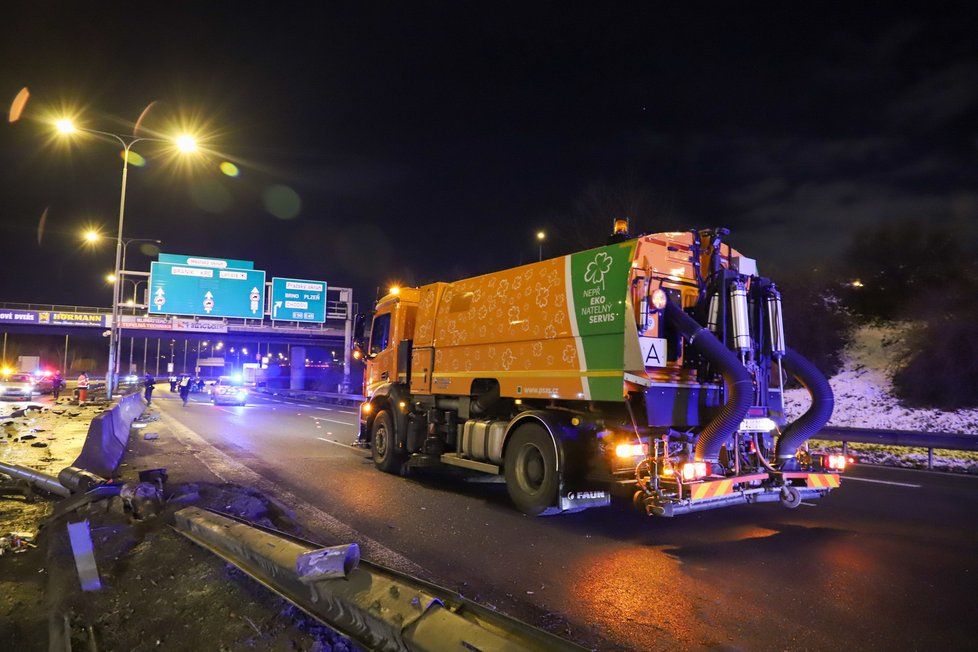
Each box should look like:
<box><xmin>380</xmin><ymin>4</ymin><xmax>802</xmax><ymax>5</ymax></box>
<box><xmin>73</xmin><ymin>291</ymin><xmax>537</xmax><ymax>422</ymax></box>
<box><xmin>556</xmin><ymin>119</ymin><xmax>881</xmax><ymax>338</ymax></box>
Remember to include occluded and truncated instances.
<box><xmin>211</xmin><ymin>376</ymin><xmax>248</xmax><ymax>406</ymax></box>
<box><xmin>0</xmin><ymin>373</ymin><xmax>36</xmax><ymax>400</ymax></box>
<box><xmin>31</xmin><ymin>373</ymin><xmax>54</xmax><ymax>394</ymax></box>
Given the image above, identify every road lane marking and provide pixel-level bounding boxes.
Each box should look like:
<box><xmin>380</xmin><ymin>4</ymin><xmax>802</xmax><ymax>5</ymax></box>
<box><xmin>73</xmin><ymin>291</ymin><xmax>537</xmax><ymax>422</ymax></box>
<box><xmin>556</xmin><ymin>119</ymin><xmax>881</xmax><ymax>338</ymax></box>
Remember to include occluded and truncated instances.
<box><xmin>317</xmin><ymin>436</ymin><xmax>358</xmax><ymax>448</ymax></box>
<box><xmin>309</xmin><ymin>416</ymin><xmax>356</xmax><ymax>426</ymax></box>
<box><xmin>843</xmin><ymin>476</ymin><xmax>921</xmax><ymax>488</ymax></box>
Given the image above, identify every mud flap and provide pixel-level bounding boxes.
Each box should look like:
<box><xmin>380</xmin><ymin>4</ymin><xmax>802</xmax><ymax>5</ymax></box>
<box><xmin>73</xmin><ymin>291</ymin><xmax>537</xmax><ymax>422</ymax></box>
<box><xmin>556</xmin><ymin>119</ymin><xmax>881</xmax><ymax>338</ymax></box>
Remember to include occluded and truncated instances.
<box><xmin>559</xmin><ymin>489</ymin><xmax>611</xmax><ymax>513</ymax></box>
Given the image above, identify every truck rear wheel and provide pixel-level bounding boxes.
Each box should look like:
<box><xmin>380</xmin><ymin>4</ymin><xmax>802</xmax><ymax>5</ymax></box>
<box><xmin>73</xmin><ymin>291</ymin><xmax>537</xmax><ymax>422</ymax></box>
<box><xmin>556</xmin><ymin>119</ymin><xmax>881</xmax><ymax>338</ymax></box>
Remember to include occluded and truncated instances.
<box><xmin>371</xmin><ymin>409</ymin><xmax>404</xmax><ymax>474</ymax></box>
<box><xmin>504</xmin><ymin>424</ymin><xmax>560</xmax><ymax>516</ymax></box>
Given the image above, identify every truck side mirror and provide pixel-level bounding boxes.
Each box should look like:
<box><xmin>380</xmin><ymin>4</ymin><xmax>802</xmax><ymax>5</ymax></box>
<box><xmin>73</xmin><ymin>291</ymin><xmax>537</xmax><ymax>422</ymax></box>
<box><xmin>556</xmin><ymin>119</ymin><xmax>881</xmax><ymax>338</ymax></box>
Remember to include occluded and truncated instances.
<box><xmin>352</xmin><ymin>313</ymin><xmax>367</xmax><ymax>360</ymax></box>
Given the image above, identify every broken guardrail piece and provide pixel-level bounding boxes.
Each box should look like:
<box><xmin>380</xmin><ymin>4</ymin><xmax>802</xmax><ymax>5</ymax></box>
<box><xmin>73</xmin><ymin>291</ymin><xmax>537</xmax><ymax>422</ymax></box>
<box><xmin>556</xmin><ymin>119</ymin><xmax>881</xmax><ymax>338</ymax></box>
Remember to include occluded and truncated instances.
<box><xmin>0</xmin><ymin>461</ymin><xmax>71</xmax><ymax>498</ymax></box>
<box><xmin>67</xmin><ymin>520</ymin><xmax>102</xmax><ymax>591</ymax></box>
<box><xmin>173</xmin><ymin>506</ymin><xmax>585</xmax><ymax>652</ymax></box>
<box><xmin>297</xmin><ymin>543</ymin><xmax>360</xmax><ymax>582</ymax></box>
<box><xmin>58</xmin><ymin>466</ymin><xmax>107</xmax><ymax>494</ymax></box>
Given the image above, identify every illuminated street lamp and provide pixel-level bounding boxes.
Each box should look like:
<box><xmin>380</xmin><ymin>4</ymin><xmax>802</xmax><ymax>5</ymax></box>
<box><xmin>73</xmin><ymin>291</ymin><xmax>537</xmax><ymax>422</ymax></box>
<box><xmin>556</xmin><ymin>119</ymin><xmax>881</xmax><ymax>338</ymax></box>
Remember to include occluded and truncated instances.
<box><xmin>536</xmin><ymin>230</ymin><xmax>546</xmax><ymax>261</ymax></box>
<box><xmin>57</xmin><ymin>118</ymin><xmax>196</xmax><ymax>396</ymax></box>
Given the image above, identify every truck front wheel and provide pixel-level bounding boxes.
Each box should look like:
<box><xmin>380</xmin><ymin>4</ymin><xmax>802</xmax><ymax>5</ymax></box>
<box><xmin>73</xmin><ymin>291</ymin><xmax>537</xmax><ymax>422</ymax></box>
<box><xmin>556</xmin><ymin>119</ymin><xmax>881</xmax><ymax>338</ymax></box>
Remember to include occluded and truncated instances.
<box><xmin>371</xmin><ymin>409</ymin><xmax>405</xmax><ymax>474</ymax></box>
<box><xmin>504</xmin><ymin>424</ymin><xmax>560</xmax><ymax>516</ymax></box>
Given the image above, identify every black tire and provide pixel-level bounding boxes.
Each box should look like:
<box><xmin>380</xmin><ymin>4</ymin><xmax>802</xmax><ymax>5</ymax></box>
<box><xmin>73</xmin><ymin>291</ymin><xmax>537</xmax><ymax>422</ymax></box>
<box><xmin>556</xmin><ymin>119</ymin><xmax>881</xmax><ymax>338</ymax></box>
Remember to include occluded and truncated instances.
<box><xmin>371</xmin><ymin>409</ymin><xmax>404</xmax><ymax>474</ymax></box>
<box><xmin>504</xmin><ymin>423</ymin><xmax>560</xmax><ymax>516</ymax></box>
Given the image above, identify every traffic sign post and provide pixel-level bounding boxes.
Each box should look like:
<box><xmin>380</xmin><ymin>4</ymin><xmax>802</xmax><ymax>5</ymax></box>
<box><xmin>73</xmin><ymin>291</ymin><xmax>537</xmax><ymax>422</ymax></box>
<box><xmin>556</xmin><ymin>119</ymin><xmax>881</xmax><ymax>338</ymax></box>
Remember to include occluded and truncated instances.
<box><xmin>270</xmin><ymin>277</ymin><xmax>328</xmax><ymax>323</ymax></box>
<box><xmin>149</xmin><ymin>262</ymin><xmax>266</xmax><ymax>319</ymax></box>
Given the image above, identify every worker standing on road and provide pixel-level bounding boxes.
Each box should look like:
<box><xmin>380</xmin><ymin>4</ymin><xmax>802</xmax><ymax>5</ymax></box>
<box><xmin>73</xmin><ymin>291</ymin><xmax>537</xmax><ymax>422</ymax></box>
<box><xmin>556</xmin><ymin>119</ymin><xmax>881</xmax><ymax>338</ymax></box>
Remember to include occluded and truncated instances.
<box><xmin>52</xmin><ymin>371</ymin><xmax>64</xmax><ymax>401</ymax></box>
<box><xmin>179</xmin><ymin>375</ymin><xmax>191</xmax><ymax>406</ymax></box>
<box><xmin>77</xmin><ymin>372</ymin><xmax>89</xmax><ymax>404</ymax></box>
<box><xmin>144</xmin><ymin>374</ymin><xmax>155</xmax><ymax>405</ymax></box>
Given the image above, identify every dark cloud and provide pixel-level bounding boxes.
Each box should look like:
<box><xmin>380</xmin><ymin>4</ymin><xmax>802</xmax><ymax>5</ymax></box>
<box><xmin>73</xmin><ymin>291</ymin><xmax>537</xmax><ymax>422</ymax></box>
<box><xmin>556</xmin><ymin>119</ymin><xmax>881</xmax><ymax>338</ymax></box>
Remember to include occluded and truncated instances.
<box><xmin>888</xmin><ymin>62</ymin><xmax>978</xmax><ymax>130</ymax></box>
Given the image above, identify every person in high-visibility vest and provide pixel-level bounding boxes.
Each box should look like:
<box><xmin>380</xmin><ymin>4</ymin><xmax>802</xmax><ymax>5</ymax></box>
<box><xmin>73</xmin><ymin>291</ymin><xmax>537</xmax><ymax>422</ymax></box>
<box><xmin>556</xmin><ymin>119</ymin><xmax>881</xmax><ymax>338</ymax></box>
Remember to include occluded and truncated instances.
<box><xmin>77</xmin><ymin>372</ymin><xmax>89</xmax><ymax>404</ymax></box>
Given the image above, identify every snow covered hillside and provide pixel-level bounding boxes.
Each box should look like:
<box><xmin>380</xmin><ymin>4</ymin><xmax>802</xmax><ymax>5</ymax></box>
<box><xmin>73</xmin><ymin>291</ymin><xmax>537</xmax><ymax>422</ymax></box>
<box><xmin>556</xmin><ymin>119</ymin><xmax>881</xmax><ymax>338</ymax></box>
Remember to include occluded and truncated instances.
<box><xmin>785</xmin><ymin>322</ymin><xmax>978</xmax><ymax>435</ymax></box>
<box><xmin>785</xmin><ymin>322</ymin><xmax>978</xmax><ymax>472</ymax></box>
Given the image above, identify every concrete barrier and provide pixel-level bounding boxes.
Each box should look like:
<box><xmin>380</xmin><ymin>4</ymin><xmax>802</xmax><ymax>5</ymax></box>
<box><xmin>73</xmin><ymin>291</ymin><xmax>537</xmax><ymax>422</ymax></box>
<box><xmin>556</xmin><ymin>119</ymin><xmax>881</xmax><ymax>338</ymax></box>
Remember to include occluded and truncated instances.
<box><xmin>71</xmin><ymin>391</ymin><xmax>145</xmax><ymax>478</ymax></box>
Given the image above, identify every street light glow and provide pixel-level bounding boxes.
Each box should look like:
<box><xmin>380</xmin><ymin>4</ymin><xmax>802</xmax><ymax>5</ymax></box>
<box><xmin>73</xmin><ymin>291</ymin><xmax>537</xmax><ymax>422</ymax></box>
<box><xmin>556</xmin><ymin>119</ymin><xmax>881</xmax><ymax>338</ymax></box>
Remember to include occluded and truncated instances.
<box><xmin>50</xmin><ymin>109</ymin><xmax>211</xmax><ymax>396</ymax></box>
<box><xmin>105</xmin><ymin>274</ymin><xmax>117</xmax><ymax>284</ymax></box>
<box><xmin>176</xmin><ymin>134</ymin><xmax>197</xmax><ymax>153</ymax></box>
<box><xmin>536</xmin><ymin>231</ymin><xmax>546</xmax><ymax>241</ymax></box>
<box><xmin>84</xmin><ymin>230</ymin><xmax>100</xmax><ymax>243</ymax></box>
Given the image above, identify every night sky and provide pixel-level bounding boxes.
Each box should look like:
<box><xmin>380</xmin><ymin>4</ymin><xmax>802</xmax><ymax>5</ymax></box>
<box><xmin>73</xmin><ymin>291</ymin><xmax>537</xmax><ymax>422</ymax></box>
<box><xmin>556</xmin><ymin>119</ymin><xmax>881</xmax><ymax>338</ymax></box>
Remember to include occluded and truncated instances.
<box><xmin>2</xmin><ymin>3</ymin><xmax>976</xmax><ymax>311</ymax></box>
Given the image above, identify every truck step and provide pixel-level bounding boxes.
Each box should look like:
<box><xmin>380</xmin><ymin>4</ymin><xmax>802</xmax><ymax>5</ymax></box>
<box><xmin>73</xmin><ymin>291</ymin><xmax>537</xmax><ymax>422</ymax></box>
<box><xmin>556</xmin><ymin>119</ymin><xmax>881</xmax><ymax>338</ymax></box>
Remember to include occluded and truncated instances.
<box><xmin>439</xmin><ymin>453</ymin><xmax>500</xmax><ymax>475</ymax></box>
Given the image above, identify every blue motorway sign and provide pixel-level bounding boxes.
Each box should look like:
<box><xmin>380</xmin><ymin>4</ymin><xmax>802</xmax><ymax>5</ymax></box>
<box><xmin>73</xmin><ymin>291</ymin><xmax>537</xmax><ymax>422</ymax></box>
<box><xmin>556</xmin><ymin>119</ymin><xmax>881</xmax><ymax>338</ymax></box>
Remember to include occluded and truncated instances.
<box><xmin>158</xmin><ymin>253</ymin><xmax>254</xmax><ymax>270</ymax></box>
<box><xmin>270</xmin><ymin>277</ymin><xmax>327</xmax><ymax>323</ymax></box>
<box><xmin>149</xmin><ymin>262</ymin><xmax>266</xmax><ymax>319</ymax></box>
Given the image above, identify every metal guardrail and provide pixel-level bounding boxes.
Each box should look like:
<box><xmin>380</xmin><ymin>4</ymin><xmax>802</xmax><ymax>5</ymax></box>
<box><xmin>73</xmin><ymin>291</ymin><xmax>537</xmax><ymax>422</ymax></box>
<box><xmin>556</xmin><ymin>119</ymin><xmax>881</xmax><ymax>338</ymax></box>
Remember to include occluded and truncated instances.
<box><xmin>813</xmin><ymin>426</ymin><xmax>978</xmax><ymax>469</ymax></box>
<box><xmin>174</xmin><ymin>507</ymin><xmax>585</xmax><ymax>651</ymax></box>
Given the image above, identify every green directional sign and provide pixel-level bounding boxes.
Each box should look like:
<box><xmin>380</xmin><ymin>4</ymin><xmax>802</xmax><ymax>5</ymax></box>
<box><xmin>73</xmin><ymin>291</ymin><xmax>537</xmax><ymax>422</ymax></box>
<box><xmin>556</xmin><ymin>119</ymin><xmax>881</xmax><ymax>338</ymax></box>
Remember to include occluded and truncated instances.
<box><xmin>270</xmin><ymin>277</ymin><xmax>327</xmax><ymax>323</ymax></box>
<box><xmin>149</xmin><ymin>262</ymin><xmax>266</xmax><ymax>319</ymax></box>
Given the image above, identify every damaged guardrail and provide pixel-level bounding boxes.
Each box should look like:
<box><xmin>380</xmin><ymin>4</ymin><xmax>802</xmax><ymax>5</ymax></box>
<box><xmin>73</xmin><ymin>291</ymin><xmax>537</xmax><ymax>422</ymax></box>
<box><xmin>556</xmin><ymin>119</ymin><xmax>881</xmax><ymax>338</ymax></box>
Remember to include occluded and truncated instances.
<box><xmin>0</xmin><ymin>390</ymin><xmax>146</xmax><ymax>498</ymax></box>
<box><xmin>174</xmin><ymin>506</ymin><xmax>585</xmax><ymax>652</ymax></box>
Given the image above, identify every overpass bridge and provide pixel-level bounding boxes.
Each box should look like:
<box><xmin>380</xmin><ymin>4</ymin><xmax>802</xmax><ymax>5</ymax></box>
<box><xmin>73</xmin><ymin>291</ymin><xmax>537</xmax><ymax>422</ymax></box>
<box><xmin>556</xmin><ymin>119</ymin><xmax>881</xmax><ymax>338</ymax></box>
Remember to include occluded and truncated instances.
<box><xmin>0</xmin><ymin>288</ymin><xmax>357</xmax><ymax>390</ymax></box>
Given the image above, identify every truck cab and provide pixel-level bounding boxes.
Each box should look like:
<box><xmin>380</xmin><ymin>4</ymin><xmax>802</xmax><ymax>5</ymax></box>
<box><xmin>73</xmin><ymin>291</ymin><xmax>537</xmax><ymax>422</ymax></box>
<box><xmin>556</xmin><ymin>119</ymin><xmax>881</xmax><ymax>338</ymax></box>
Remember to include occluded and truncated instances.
<box><xmin>359</xmin><ymin>288</ymin><xmax>418</xmax><ymax>397</ymax></box>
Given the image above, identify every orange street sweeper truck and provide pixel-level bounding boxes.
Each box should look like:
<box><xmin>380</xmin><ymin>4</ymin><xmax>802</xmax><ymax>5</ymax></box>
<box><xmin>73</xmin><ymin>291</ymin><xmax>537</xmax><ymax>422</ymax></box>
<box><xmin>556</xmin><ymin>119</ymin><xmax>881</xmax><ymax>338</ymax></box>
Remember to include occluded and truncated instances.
<box><xmin>353</xmin><ymin>223</ymin><xmax>842</xmax><ymax>517</ymax></box>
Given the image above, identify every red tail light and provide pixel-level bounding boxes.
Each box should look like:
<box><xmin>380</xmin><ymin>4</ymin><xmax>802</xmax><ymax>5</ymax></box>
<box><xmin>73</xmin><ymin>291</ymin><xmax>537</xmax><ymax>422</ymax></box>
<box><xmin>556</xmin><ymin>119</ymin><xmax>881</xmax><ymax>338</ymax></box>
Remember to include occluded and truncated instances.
<box><xmin>681</xmin><ymin>462</ymin><xmax>709</xmax><ymax>481</ymax></box>
<box><xmin>827</xmin><ymin>454</ymin><xmax>847</xmax><ymax>471</ymax></box>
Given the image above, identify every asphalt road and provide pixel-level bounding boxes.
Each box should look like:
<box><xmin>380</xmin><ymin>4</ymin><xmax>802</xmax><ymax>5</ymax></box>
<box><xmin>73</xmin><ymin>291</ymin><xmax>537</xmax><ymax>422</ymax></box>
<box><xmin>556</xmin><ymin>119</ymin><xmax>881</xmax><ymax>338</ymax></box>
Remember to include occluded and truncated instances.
<box><xmin>152</xmin><ymin>389</ymin><xmax>978</xmax><ymax>651</ymax></box>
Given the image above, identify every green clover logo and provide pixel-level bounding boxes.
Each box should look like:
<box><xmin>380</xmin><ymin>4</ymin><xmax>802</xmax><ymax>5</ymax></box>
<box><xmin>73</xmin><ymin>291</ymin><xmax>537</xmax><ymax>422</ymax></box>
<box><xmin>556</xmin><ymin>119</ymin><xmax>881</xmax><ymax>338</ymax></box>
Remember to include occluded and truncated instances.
<box><xmin>584</xmin><ymin>252</ymin><xmax>613</xmax><ymax>290</ymax></box>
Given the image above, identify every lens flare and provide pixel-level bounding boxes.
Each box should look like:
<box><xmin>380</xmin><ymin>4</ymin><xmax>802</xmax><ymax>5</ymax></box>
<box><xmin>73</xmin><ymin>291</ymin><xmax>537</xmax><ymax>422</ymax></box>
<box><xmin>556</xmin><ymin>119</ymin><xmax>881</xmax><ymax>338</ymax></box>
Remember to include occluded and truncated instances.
<box><xmin>262</xmin><ymin>184</ymin><xmax>301</xmax><ymax>219</ymax></box>
<box><xmin>219</xmin><ymin>161</ymin><xmax>240</xmax><ymax>177</ymax></box>
<box><xmin>123</xmin><ymin>150</ymin><xmax>147</xmax><ymax>167</ymax></box>
<box><xmin>9</xmin><ymin>87</ymin><xmax>29</xmax><ymax>123</ymax></box>
<box><xmin>133</xmin><ymin>100</ymin><xmax>158</xmax><ymax>137</ymax></box>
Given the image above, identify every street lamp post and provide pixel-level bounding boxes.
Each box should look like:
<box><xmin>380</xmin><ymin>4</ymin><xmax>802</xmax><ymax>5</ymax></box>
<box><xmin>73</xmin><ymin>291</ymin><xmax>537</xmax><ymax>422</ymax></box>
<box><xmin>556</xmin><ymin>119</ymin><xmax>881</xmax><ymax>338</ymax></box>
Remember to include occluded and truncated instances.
<box><xmin>107</xmin><ymin>271</ymin><xmax>152</xmax><ymax>379</ymax></box>
<box><xmin>536</xmin><ymin>231</ymin><xmax>546</xmax><ymax>262</ymax></box>
<box><xmin>57</xmin><ymin>119</ymin><xmax>194</xmax><ymax>396</ymax></box>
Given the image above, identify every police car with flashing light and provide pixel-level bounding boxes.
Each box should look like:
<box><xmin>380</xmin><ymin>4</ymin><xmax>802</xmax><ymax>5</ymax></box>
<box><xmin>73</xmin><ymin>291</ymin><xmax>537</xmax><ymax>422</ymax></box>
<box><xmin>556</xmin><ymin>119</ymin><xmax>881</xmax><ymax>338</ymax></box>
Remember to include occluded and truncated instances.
<box><xmin>210</xmin><ymin>376</ymin><xmax>248</xmax><ymax>406</ymax></box>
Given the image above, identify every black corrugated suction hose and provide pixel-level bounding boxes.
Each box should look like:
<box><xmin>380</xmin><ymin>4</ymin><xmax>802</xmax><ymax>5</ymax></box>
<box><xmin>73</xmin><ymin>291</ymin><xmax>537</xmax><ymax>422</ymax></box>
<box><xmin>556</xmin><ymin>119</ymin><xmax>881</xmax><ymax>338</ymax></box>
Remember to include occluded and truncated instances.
<box><xmin>663</xmin><ymin>301</ymin><xmax>753</xmax><ymax>462</ymax></box>
<box><xmin>775</xmin><ymin>347</ymin><xmax>834</xmax><ymax>466</ymax></box>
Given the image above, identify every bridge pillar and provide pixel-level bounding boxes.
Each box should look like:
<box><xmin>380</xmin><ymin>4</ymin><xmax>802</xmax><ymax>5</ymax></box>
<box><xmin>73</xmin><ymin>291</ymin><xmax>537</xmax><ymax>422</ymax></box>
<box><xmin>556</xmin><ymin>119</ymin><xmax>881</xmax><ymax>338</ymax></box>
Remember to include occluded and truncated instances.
<box><xmin>290</xmin><ymin>346</ymin><xmax>306</xmax><ymax>390</ymax></box>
